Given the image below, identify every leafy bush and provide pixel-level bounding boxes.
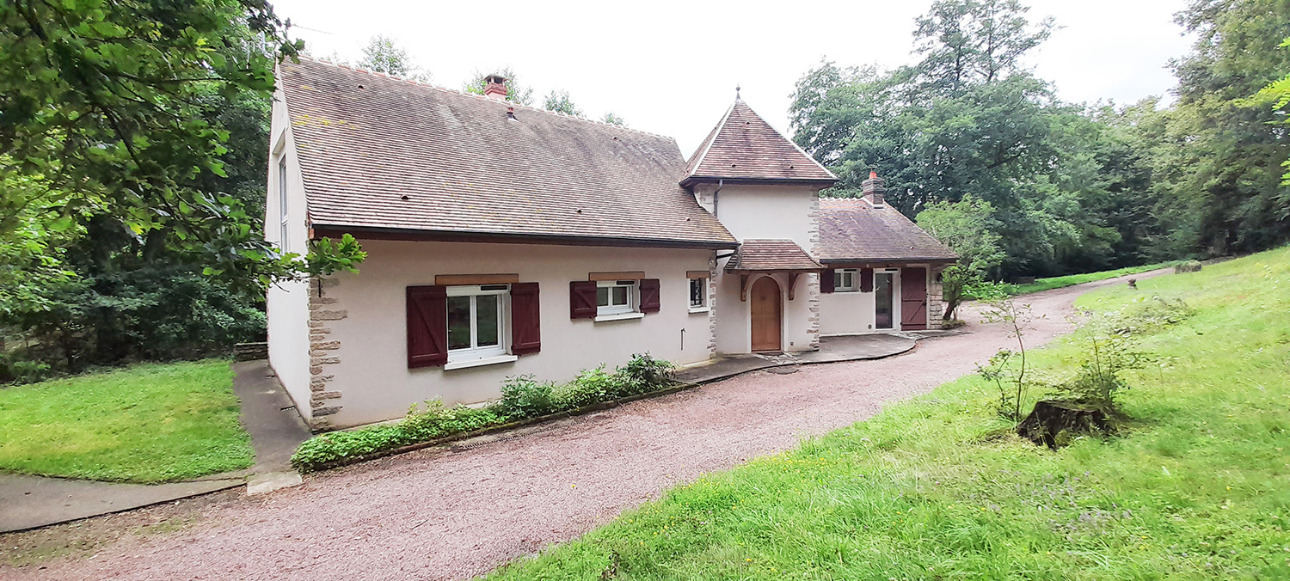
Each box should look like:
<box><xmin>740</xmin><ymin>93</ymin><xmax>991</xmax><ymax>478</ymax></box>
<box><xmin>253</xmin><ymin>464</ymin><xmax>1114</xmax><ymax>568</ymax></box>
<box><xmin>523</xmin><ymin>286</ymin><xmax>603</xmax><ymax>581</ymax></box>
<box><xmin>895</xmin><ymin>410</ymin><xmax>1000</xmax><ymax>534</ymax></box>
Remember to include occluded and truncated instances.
<box><xmin>619</xmin><ymin>353</ymin><xmax>676</xmax><ymax>394</ymax></box>
<box><xmin>497</xmin><ymin>375</ymin><xmax>556</xmax><ymax>419</ymax></box>
<box><xmin>291</xmin><ymin>354</ymin><xmax>680</xmax><ymax>472</ymax></box>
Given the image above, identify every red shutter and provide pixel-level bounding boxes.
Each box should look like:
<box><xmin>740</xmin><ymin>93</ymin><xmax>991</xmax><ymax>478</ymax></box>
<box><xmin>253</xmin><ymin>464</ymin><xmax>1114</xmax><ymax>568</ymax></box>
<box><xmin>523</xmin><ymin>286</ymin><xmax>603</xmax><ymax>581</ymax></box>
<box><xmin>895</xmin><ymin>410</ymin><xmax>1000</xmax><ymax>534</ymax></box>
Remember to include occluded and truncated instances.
<box><xmin>860</xmin><ymin>268</ymin><xmax>874</xmax><ymax>293</ymax></box>
<box><xmin>639</xmin><ymin>278</ymin><xmax>661</xmax><ymax>313</ymax></box>
<box><xmin>407</xmin><ymin>285</ymin><xmax>447</xmax><ymax>368</ymax></box>
<box><xmin>570</xmin><ymin>280</ymin><xmax>597</xmax><ymax>319</ymax></box>
<box><xmin>510</xmin><ymin>282</ymin><xmax>541</xmax><ymax>355</ymax></box>
<box><xmin>820</xmin><ymin>269</ymin><xmax>835</xmax><ymax>294</ymax></box>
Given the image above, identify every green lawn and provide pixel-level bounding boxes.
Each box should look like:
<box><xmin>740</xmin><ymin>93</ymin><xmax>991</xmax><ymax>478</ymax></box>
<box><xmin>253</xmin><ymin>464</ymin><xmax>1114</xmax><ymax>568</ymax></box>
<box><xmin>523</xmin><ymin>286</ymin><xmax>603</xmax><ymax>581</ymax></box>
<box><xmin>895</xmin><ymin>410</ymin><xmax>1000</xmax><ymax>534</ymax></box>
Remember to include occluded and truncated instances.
<box><xmin>1010</xmin><ymin>261</ymin><xmax>1181</xmax><ymax>295</ymax></box>
<box><xmin>485</xmin><ymin>247</ymin><xmax>1290</xmax><ymax>580</ymax></box>
<box><xmin>0</xmin><ymin>360</ymin><xmax>254</xmax><ymax>483</ymax></box>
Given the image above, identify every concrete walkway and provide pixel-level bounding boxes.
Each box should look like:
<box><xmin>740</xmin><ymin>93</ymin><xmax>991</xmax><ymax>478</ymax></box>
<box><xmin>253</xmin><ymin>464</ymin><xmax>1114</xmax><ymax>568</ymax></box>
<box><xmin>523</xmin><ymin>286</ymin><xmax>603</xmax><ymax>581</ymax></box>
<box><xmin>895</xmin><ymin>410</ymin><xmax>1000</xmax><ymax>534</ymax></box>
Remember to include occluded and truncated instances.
<box><xmin>0</xmin><ymin>360</ymin><xmax>311</xmax><ymax>533</ymax></box>
<box><xmin>676</xmin><ymin>333</ymin><xmax>917</xmax><ymax>384</ymax></box>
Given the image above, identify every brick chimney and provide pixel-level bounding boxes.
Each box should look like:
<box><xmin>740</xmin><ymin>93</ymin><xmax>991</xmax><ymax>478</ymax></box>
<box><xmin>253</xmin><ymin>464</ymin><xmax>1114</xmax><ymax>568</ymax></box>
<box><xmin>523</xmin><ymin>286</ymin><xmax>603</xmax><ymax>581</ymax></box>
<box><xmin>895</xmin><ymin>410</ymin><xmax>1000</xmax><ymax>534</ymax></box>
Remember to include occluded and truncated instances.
<box><xmin>483</xmin><ymin>74</ymin><xmax>508</xmax><ymax>101</ymax></box>
<box><xmin>862</xmin><ymin>171</ymin><xmax>886</xmax><ymax>207</ymax></box>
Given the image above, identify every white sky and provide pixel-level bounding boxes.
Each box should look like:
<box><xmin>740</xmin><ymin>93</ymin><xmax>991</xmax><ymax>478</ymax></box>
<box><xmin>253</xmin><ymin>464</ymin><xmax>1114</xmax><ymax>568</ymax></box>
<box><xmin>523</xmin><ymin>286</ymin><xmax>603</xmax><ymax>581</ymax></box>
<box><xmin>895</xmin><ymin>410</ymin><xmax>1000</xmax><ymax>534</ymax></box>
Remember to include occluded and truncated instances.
<box><xmin>271</xmin><ymin>0</ymin><xmax>1194</xmax><ymax>156</ymax></box>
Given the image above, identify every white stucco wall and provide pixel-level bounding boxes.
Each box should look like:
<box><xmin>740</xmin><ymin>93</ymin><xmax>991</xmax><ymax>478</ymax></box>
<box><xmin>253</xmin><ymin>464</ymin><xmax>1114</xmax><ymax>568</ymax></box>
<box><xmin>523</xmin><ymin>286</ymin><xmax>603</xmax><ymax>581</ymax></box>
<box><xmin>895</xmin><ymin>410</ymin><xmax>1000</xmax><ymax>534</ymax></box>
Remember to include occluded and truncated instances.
<box><xmin>264</xmin><ymin>86</ymin><xmax>313</xmax><ymax>420</ymax></box>
<box><xmin>697</xmin><ymin>183</ymin><xmax>817</xmax><ymax>249</ymax></box>
<box><xmin>697</xmin><ymin>183</ymin><xmax>823</xmax><ymax>354</ymax></box>
<box><xmin>713</xmin><ymin>269</ymin><xmax>818</xmax><ymax>353</ymax></box>
<box><xmin>317</xmin><ymin>240</ymin><xmax>716</xmax><ymax>428</ymax></box>
<box><xmin>818</xmin><ymin>265</ymin><xmax>946</xmax><ymax>334</ymax></box>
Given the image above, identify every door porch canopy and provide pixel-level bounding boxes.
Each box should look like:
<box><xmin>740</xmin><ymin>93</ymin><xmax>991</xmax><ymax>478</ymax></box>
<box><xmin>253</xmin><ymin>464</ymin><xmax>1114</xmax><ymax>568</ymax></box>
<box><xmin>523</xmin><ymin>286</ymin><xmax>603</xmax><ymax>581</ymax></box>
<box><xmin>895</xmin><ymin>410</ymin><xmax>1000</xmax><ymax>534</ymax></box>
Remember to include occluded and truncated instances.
<box><xmin>724</xmin><ymin>239</ymin><xmax>823</xmax><ymax>301</ymax></box>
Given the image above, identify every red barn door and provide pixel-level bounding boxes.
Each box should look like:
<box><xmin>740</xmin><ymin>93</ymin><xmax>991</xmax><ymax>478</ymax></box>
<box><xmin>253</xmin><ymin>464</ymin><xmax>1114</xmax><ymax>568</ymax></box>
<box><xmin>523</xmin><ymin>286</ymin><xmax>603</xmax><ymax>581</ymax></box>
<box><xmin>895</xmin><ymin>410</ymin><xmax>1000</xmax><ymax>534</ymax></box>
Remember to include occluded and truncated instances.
<box><xmin>900</xmin><ymin>267</ymin><xmax>928</xmax><ymax>330</ymax></box>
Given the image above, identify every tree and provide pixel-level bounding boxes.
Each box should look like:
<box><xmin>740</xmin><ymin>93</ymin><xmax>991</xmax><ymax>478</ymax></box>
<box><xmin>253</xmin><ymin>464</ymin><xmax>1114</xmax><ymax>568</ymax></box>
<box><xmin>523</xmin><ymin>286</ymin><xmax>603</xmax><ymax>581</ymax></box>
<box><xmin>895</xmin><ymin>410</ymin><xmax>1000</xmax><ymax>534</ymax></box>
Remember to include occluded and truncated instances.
<box><xmin>464</xmin><ymin>68</ymin><xmax>534</xmax><ymax>105</ymax></box>
<box><xmin>601</xmin><ymin>112</ymin><xmax>626</xmax><ymax>126</ymax></box>
<box><xmin>0</xmin><ymin>0</ymin><xmax>348</xmax><ymax>290</ymax></box>
<box><xmin>542</xmin><ymin>89</ymin><xmax>583</xmax><ymax>117</ymax></box>
<box><xmin>916</xmin><ymin>195</ymin><xmax>1005</xmax><ymax>319</ymax></box>
<box><xmin>1254</xmin><ymin>37</ymin><xmax>1290</xmax><ymax>183</ymax></box>
<box><xmin>356</xmin><ymin>35</ymin><xmax>428</xmax><ymax>82</ymax></box>
<box><xmin>789</xmin><ymin>0</ymin><xmax>1167</xmax><ymax>278</ymax></box>
<box><xmin>1153</xmin><ymin>0</ymin><xmax>1290</xmax><ymax>256</ymax></box>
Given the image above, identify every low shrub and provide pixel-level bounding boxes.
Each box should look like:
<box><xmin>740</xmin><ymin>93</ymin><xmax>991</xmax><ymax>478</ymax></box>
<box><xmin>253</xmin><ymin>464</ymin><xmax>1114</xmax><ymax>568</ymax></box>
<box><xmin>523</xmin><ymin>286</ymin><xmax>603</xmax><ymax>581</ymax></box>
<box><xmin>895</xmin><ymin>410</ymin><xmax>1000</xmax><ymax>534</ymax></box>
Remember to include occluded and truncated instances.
<box><xmin>291</xmin><ymin>354</ymin><xmax>680</xmax><ymax>473</ymax></box>
<box><xmin>497</xmin><ymin>375</ymin><xmax>556</xmax><ymax>419</ymax></box>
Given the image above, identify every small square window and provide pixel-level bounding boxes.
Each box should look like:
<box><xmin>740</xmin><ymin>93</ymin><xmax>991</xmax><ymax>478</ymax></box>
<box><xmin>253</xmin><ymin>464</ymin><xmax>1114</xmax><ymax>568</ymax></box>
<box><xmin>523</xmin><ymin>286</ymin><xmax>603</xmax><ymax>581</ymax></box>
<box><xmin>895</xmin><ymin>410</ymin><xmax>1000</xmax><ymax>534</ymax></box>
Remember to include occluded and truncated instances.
<box><xmin>445</xmin><ymin>285</ymin><xmax>509</xmax><ymax>362</ymax></box>
<box><xmin>834</xmin><ymin>269</ymin><xmax>859</xmax><ymax>292</ymax></box>
<box><xmin>596</xmin><ymin>280</ymin><xmax>637</xmax><ymax>315</ymax></box>
<box><xmin>689</xmin><ymin>278</ymin><xmax>708</xmax><ymax>310</ymax></box>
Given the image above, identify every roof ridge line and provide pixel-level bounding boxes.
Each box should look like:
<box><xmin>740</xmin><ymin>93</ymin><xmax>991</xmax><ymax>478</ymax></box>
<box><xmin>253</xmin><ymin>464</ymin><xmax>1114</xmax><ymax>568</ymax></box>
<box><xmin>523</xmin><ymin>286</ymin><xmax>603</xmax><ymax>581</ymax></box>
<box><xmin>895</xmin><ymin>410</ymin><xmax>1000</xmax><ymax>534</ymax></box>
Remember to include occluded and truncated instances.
<box><xmin>294</xmin><ymin>55</ymin><xmax>672</xmax><ymax>141</ymax></box>
<box><xmin>687</xmin><ymin>101</ymin><xmax>736</xmax><ymax>177</ymax></box>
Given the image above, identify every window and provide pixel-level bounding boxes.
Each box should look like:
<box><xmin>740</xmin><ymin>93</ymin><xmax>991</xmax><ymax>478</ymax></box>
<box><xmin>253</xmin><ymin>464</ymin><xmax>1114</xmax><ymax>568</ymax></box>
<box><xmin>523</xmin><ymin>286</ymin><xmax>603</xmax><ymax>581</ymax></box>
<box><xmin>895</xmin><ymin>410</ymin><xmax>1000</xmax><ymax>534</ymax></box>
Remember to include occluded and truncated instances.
<box><xmin>596</xmin><ymin>280</ymin><xmax>637</xmax><ymax>316</ymax></box>
<box><xmin>278</xmin><ymin>157</ymin><xmax>289</xmax><ymax>251</ymax></box>
<box><xmin>689</xmin><ymin>277</ymin><xmax>708</xmax><ymax>311</ymax></box>
<box><xmin>446</xmin><ymin>284</ymin><xmax>508</xmax><ymax>361</ymax></box>
<box><xmin>834</xmin><ymin>269</ymin><xmax>859</xmax><ymax>292</ymax></box>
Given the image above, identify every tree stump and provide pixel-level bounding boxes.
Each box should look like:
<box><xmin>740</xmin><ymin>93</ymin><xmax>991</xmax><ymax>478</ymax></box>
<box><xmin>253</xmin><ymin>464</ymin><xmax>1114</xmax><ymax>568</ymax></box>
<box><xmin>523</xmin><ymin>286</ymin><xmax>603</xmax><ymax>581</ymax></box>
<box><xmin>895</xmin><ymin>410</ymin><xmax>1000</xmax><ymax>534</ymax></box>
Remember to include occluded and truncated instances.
<box><xmin>1017</xmin><ymin>400</ymin><xmax>1113</xmax><ymax>449</ymax></box>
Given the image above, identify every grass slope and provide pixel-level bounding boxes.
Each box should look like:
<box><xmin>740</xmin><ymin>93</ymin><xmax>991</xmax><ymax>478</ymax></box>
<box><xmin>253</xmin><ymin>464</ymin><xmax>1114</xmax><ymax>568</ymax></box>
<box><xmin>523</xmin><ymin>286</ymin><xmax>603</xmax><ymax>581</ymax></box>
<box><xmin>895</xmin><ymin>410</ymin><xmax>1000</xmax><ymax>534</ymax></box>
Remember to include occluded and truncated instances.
<box><xmin>485</xmin><ymin>247</ymin><xmax>1290</xmax><ymax>580</ymax></box>
<box><xmin>0</xmin><ymin>360</ymin><xmax>253</xmax><ymax>483</ymax></box>
<box><xmin>1010</xmin><ymin>261</ymin><xmax>1180</xmax><ymax>295</ymax></box>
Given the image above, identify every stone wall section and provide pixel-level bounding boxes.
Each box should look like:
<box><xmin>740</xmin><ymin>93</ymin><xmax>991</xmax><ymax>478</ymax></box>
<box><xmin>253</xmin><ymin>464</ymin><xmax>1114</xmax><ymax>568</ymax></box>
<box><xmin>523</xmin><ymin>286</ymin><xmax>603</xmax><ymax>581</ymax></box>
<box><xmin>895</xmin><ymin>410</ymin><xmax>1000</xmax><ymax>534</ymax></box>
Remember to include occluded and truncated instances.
<box><xmin>806</xmin><ymin>192</ymin><xmax>822</xmax><ymax>349</ymax></box>
<box><xmin>926</xmin><ymin>266</ymin><xmax>946</xmax><ymax>329</ymax></box>
<box><xmin>307</xmin><ymin>275</ymin><xmax>345</xmax><ymax>430</ymax></box>
<box><xmin>706</xmin><ymin>254</ymin><xmax>718</xmax><ymax>357</ymax></box>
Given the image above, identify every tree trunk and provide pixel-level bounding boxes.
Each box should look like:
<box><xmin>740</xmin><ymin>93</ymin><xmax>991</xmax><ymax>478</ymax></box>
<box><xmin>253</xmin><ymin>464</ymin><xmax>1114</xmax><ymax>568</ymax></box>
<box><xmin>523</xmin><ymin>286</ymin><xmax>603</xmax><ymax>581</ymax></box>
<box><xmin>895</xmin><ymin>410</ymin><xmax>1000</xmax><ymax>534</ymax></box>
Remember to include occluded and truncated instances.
<box><xmin>1017</xmin><ymin>400</ymin><xmax>1113</xmax><ymax>449</ymax></box>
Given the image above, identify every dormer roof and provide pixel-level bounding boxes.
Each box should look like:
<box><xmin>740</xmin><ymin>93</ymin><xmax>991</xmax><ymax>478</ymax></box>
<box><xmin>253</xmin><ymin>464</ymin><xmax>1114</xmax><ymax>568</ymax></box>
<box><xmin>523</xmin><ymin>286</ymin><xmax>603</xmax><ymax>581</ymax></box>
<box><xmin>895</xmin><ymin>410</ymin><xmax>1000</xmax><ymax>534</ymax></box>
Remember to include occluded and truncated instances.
<box><xmin>682</xmin><ymin>100</ymin><xmax>837</xmax><ymax>188</ymax></box>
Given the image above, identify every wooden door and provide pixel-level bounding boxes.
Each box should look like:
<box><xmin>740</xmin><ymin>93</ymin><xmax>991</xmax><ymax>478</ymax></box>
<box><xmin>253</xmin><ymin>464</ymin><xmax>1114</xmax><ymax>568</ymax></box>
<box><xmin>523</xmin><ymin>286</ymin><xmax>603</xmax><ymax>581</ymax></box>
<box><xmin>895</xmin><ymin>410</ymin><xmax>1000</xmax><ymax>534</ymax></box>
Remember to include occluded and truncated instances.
<box><xmin>900</xmin><ymin>267</ymin><xmax>928</xmax><ymax>330</ymax></box>
<box><xmin>750</xmin><ymin>276</ymin><xmax>782</xmax><ymax>352</ymax></box>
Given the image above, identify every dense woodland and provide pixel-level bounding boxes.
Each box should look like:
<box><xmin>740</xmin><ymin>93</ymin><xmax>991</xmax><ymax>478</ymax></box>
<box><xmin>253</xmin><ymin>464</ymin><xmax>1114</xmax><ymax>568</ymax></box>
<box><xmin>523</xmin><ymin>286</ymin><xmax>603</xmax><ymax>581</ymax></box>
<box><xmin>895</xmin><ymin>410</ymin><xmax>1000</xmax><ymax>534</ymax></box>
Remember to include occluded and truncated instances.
<box><xmin>0</xmin><ymin>0</ymin><xmax>1287</xmax><ymax>381</ymax></box>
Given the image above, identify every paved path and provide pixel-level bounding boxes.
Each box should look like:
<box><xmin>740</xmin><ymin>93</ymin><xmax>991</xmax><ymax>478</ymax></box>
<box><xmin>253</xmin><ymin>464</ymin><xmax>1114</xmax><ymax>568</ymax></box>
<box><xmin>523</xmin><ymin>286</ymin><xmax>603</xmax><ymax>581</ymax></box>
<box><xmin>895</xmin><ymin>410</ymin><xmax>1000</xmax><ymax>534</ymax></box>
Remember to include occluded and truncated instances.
<box><xmin>676</xmin><ymin>333</ymin><xmax>917</xmax><ymax>384</ymax></box>
<box><xmin>2</xmin><ymin>271</ymin><xmax>1163</xmax><ymax>580</ymax></box>
<box><xmin>0</xmin><ymin>360</ymin><xmax>311</xmax><ymax>533</ymax></box>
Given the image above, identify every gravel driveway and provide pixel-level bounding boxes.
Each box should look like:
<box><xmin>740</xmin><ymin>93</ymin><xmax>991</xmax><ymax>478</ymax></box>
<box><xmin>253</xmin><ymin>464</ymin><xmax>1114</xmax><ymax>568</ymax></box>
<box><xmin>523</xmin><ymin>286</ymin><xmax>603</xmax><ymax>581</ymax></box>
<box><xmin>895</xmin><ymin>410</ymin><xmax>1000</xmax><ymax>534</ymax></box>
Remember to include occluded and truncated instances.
<box><xmin>4</xmin><ymin>273</ymin><xmax>1156</xmax><ymax>581</ymax></box>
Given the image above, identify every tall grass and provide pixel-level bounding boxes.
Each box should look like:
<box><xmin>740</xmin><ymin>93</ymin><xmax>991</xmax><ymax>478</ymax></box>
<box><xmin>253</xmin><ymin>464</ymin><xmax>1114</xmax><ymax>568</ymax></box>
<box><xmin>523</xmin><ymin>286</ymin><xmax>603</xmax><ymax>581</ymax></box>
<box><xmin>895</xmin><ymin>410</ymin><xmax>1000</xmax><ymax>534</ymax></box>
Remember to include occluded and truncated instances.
<box><xmin>484</xmin><ymin>247</ymin><xmax>1290</xmax><ymax>580</ymax></box>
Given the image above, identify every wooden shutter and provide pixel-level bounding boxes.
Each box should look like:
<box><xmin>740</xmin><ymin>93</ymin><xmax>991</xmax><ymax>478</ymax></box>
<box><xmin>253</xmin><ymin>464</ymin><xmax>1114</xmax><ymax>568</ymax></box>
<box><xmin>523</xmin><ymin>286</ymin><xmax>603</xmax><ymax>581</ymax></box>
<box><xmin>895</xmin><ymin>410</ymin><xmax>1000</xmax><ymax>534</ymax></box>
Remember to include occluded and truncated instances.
<box><xmin>860</xmin><ymin>268</ymin><xmax>874</xmax><ymax>293</ymax></box>
<box><xmin>407</xmin><ymin>285</ymin><xmax>448</xmax><ymax>368</ymax></box>
<box><xmin>569</xmin><ymin>280</ymin><xmax>597</xmax><ymax>319</ymax></box>
<box><xmin>639</xmin><ymin>278</ymin><xmax>661</xmax><ymax>313</ymax></box>
<box><xmin>510</xmin><ymin>282</ymin><xmax>541</xmax><ymax>355</ymax></box>
<box><xmin>820</xmin><ymin>269</ymin><xmax>835</xmax><ymax>294</ymax></box>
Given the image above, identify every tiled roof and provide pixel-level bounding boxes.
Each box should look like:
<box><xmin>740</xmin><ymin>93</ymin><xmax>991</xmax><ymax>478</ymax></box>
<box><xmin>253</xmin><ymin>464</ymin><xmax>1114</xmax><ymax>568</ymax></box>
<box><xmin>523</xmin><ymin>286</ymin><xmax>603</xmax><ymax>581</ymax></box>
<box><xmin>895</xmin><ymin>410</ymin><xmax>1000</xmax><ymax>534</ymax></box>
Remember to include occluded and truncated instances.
<box><xmin>725</xmin><ymin>239</ymin><xmax>823</xmax><ymax>271</ymax></box>
<box><xmin>279</xmin><ymin>58</ymin><xmax>737</xmax><ymax>248</ymax></box>
<box><xmin>817</xmin><ymin>199</ymin><xmax>958</xmax><ymax>263</ymax></box>
<box><xmin>684</xmin><ymin>100</ymin><xmax>836</xmax><ymax>185</ymax></box>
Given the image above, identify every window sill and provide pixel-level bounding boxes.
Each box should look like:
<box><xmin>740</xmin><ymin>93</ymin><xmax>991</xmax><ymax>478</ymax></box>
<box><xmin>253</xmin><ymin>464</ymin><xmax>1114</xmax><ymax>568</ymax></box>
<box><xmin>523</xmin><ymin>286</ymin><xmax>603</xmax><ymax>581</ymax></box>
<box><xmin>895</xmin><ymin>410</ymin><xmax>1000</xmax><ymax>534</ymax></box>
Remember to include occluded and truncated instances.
<box><xmin>444</xmin><ymin>354</ymin><xmax>518</xmax><ymax>371</ymax></box>
<box><xmin>594</xmin><ymin>312</ymin><xmax>645</xmax><ymax>323</ymax></box>
<box><xmin>688</xmin><ymin>306</ymin><xmax>710</xmax><ymax>314</ymax></box>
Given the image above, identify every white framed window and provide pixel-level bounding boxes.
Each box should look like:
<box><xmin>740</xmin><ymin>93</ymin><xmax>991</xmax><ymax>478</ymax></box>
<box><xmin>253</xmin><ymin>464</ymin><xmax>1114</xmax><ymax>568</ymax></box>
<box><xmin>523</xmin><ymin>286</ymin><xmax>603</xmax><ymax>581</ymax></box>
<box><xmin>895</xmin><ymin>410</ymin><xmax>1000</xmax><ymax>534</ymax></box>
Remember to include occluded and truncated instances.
<box><xmin>446</xmin><ymin>284</ymin><xmax>509</xmax><ymax>362</ymax></box>
<box><xmin>834</xmin><ymin>268</ymin><xmax>859</xmax><ymax>292</ymax></box>
<box><xmin>278</xmin><ymin>157</ymin><xmax>289</xmax><ymax>251</ymax></box>
<box><xmin>596</xmin><ymin>280</ymin><xmax>637</xmax><ymax>316</ymax></box>
<box><xmin>689</xmin><ymin>277</ymin><xmax>708</xmax><ymax>311</ymax></box>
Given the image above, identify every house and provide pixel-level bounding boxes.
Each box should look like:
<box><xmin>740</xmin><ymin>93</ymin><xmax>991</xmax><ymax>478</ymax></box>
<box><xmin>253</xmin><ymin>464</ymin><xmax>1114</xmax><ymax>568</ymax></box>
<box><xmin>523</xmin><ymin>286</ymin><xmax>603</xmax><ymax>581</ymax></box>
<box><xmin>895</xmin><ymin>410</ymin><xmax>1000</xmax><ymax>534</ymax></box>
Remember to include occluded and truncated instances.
<box><xmin>266</xmin><ymin>58</ymin><xmax>957</xmax><ymax>429</ymax></box>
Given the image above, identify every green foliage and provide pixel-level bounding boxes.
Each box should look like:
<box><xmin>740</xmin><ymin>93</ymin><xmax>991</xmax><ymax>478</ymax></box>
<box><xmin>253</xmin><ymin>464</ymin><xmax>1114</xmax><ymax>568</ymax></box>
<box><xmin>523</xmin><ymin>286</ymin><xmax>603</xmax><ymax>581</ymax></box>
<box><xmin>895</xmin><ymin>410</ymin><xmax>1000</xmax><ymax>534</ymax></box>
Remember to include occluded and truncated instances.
<box><xmin>917</xmin><ymin>195</ymin><xmax>1004</xmax><ymax>318</ymax></box>
<box><xmin>978</xmin><ymin>295</ymin><xmax>1037</xmax><ymax>421</ymax></box>
<box><xmin>497</xmin><ymin>374</ymin><xmax>557</xmax><ymax>419</ymax></box>
<box><xmin>601</xmin><ymin>112</ymin><xmax>626</xmax><ymax>126</ymax></box>
<box><xmin>0</xmin><ymin>0</ymin><xmax>306</xmax><ymax>285</ymax></box>
<box><xmin>0</xmin><ymin>360</ymin><xmax>253</xmax><ymax>483</ymax></box>
<box><xmin>293</xmin><ymin>354</ymin><xmax>678</xmax><ymax>472</ymax></box>
<box><xmin>542</xmin><ymin>89</ymin><xmax>584</xmax><ymax>117</ymax></box>
<box><xmin>356</xmin><ymin>35</ymin><xmax>428</xmax><ymax>81</ymax></box>
<box><xmin>483</xmin><ymin>246</ymin><xmax>1290</xmax><ymax>581</ymax></box>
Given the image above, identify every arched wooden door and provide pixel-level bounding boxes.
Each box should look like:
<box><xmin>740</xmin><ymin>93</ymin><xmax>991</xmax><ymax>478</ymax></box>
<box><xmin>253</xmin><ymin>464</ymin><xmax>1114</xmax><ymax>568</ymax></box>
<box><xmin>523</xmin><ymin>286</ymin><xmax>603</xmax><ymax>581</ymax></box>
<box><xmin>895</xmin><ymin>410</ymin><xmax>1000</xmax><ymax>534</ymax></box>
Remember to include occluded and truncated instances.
<box><xmin>750</xmin><ymin>276</ymin><xmax>782</xmax><ymax>352</ymax></box>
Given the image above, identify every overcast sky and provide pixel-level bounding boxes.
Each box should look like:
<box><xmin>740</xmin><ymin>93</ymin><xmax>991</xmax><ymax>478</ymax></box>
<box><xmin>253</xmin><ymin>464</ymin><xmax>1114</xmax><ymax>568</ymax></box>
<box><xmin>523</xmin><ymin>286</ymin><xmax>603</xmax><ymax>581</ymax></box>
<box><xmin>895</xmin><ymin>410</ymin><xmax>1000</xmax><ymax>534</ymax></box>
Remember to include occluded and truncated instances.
<box><xmin>271</xmin><ymin>0</ymin><xmax>1194</xmax><ymax>156</ymax></box>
